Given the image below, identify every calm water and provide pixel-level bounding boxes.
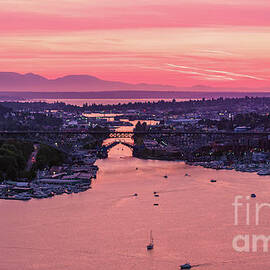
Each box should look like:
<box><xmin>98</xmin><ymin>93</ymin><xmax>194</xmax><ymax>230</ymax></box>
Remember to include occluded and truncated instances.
<box><xmin>1</xmin><ymin>141</ymin><xmax>270</xmax><ymax>269</ymax></box>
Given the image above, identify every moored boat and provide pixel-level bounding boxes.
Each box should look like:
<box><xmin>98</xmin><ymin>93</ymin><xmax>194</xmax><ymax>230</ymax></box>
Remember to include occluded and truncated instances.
<box><xmin>258</xmin><ymin>169</ymin><xmax>270</xmax><ymax>176</ymax></box>
<box><xmin>180</xmin><ymin>263</ymin><xmax>192</xmax><ymax>269</ymax></box>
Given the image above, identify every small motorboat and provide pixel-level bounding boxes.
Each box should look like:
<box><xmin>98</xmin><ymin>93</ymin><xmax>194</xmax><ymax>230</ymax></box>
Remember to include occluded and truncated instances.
<box><xmin>146</xmin><ymin>230</ymin><xmax>154</xmax><ymax>250</ymax></box>
<box><xmin>136</xmin><ymin>167</ymin><xmax>138</xmax><ymax>170</ymax></box>
<box><xmin>180</xmin><ymin>263</ymin><xmax>192</xmax><ymax>269</ymax></box>
<box><xmin>185</xmin><ymin>173</ymin><xmax>190</xmax><ymax>176</ymax></box>
<box><xmin>164</xmin><ymin>175</ymin><xmax>168</xmax><ymax>179</ymax></box>
<box><xmin>154</xmin><ymin>194</ymin><xmax>159</xmax><ymax>197</ymax></box>
<box><xmin>133</xmin><ymin>193</ymin><xmax>138</xmax><ymax>197</ymax></box>
<box><xmin>210</xmin><ymin>179</ymin><xmax>217</xmax><ymax>183</ymax></box>
<box><xmin>153</xmin><ymin>191</ymin><xmax>157</xmax><ymax>194</ymax></box>
<box><xmin>153</xmin><ymin>203</ymin><xmax>159</xmax><ymax>206</ymax></box>
<box><xmin>251</xmin><ymin>193</ymin><xmax>256</xmax><ymax>198</ymax></box>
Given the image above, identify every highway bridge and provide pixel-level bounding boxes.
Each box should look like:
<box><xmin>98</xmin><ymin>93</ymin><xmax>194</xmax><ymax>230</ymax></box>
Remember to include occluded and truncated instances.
<box><xmin>0</xmin><ymin>130</ymin><xmax>270</xmax><ymax>157</ymax></box>
<box><xmin>0</xmin><ymin>130</ymin><xmax>270</xmax><ymax>138</ymax></box>
<box><xmin>1</xmin><ymin>130</ymin><xmax>269</xmax><ymax>156</ymax></box>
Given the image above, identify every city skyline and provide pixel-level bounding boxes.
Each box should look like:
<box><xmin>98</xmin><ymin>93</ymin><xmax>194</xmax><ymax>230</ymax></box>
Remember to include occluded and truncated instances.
<box><xmin>1</xmin><ymin>0</ymin><xmax>270</xmax><ymax>89</ymax></box>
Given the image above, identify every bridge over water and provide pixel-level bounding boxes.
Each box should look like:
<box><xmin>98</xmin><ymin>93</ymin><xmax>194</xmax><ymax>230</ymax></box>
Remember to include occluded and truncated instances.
<box><xmin>103</xmin><ymin>141</ymin><xmax>134</xmax><ymax>151</ymax></box>
<box><xmin>1</xmin><ymin>130</ymin><xmax>270</xmax><ymax>137</ymax></box>
<box><xmin>0</xmin><ymin>130</ymin><xmax>139</xmax><ymax>155</ymax></box>
<box><xmin>1</xmin><ymin>130</ymin><xmax>269</xmax><ymax>155</ymax></box>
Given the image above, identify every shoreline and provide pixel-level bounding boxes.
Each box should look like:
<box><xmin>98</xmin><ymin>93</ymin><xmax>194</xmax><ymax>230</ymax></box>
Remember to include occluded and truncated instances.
<box><xmin>4</xmin><ymin>146</ymin><xmax>270</xmax><ymax>202</ymax></box>
<box><xmin>186</xmin><ymin>161</ymin><xmax>270</xmax><ymax>176</ymax></box>
<box><xmin>0</xmin><ymin>162</ymin><xmax>99</xmax><ymax>201</ymax></box>
<box><xmin>133</xmin><ymin>151</ymin><xmax>270</xmax><ymax>176</ymax></box>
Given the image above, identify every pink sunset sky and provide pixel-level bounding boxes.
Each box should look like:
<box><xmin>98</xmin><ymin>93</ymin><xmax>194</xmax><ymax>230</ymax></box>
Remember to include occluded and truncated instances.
<box><xmin>1</xmin><ymin>0</ymin><xmax>270</xmax><ymax>89</ymax></box>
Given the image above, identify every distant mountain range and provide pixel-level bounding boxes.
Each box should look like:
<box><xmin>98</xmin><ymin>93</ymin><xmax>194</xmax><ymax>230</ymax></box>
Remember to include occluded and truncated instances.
<box><xmin>0</xmin><ymin>72</ymin><xmax>270</xmax><ymax>100</ymax></box>
<box><xmin>0</xmin><ymin>72</ymin><xmax>178</xmax><ymax>91</ymax></box>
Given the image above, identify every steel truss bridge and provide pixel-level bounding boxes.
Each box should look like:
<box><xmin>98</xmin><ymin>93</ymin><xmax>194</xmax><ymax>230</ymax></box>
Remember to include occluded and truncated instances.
<box><xmin>0</xmin><ymin>130</ymin><xmax>270</xmax><ymax>138</ymax></box>
<box><xmin>1</xmin><ymin>130</ymin><xmax>269</xmax><ymax>156</ymax></box>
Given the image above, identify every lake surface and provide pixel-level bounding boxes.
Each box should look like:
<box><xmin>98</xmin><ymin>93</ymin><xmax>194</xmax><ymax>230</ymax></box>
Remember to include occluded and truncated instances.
<box><xmin>1</xmin><ymin>135</ymin><xmax>270</xmax><ymax>269</ymax></box>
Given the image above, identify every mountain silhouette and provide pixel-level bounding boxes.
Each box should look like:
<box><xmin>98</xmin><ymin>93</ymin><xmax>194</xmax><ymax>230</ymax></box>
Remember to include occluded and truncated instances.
<box><xmin>0</xmin><ymin>72</ymin><xmax>177</xmax><ymax>91</ymax></box>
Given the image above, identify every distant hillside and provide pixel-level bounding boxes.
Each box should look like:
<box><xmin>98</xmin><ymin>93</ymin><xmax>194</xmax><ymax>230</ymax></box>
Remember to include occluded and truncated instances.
<box><xmin>0</xmin><ymin>72</ymin><xmax>269</xmax><ymax>97</ymax></box>
<box><xmin>0</xmin><ymin>72</ymin><xmax>177</xmax><ymax>91</ymax></box>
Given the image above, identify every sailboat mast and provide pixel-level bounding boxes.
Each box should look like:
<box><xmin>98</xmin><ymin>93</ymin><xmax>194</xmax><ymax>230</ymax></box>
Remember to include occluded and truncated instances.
<box><xmin>147</xmin><ymin>230</ymin><xmax>154</xmax><ymax>250</ymax></box>
<box><xmin>150</xmin><ymin>230</ymin><xmax>153</xmax><ymax>244</ymax></box>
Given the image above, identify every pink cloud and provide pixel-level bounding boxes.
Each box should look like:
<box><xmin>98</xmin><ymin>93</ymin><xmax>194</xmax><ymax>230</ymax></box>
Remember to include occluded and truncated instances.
<box><xmin>0</xmin><ymin>3</ymin><xmax>270</xmax><ymax>33</ymax></box>
<box><xmin>0</xmin><ymin>0</ymin><xmax>269</xmax><ymax>89</ymax></box>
